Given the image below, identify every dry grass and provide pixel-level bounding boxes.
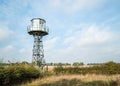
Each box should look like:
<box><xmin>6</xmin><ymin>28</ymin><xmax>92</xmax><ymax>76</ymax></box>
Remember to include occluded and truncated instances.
<box><xmin>44</xmin><ymin>65</ymin><xmax>93</xmax><ymax>72</ymax></box>
<box><xmin>21</xmin><ymin>74</ymin><xmax>120</xmax><ymax>86</ymax></box>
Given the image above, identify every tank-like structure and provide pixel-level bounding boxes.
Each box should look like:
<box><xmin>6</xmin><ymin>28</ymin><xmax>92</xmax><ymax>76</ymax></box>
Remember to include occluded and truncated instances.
<box><xmin>27</xmin><ymin>18</ymin><xmax>49</xmax><ymax>67</ymax></box>
<box><xmin>28</xmin><ymin>18</ymin><xmax>48</xmax><ymax>35</ymax></box>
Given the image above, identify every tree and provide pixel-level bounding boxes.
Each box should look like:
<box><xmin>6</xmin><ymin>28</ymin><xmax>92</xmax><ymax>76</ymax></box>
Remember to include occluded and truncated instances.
<box><xmin>73</xmin><ymin>62</ymin><xmax>84</xmax><ymax>66</ymax></box>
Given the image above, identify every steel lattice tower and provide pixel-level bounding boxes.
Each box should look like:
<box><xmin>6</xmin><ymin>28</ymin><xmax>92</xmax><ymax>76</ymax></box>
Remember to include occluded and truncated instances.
<box><xmin>27</xmin><ymin>18</ymin><xmax>49</xmax><ymax>67</ymax></box>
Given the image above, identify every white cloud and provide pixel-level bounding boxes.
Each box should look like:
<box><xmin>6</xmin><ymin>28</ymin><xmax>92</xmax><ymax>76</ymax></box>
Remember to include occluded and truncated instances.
<box><xmin>0</xmin><ymin>45</ymin><xmax>16</xmax><ymax>62</ymax></box>
<box><xmin>19</xmin><ymin>48</ymin><xmax>26</xmax><ymax>54</ymax></box>
<box><xmin>0</xmin><ymin>45</ymin><xmax>32</xmax><ymax>63</ymax></box>
<box><xmin>2</xmin><ymin>45</ymin><xmax>15</xmax><ymax>54</ymax></box>
<box><xmin>45</xmin><ymin>24</ymin><xmax>119</xmax><ymax>63</ymax></box>
<box><xmin>63</xmin><ymin>24</ymin><xmax>114</xmax><ymax>47</ymax></box>
<box><xmin>63</xmin><ymin>37</ymin><xmax>75</xmax><ymax>45</ymax></box>
<box><xmin>44</xmin><ymin>37</ymin><xmax>59</xmax><ymax>51</ymax></box>
<box><xmin>18</xmin><ymin>48</ymin><xmax>32</xmax><ymax>62</ymax></box>
<box><xmin>48</xmin><ymin>0</ymin><xmax>107</xmax><ymax>13</ymax></box>
<box><xmin>78</xmin><ymin>25</ymin><xmax>114</xmax><ymax>45</ymax></box>
<box><xmin>0</xmin><ymin>23</ymin><xmax>13</xmax><ymax>42</ymax></box>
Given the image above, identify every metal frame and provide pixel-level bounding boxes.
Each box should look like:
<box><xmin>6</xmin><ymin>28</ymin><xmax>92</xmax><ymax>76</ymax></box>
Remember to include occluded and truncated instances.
<box><xmin>28</xmin><ymin>18</ymin><xmax>48</xmax><ymax>67</ymax></box>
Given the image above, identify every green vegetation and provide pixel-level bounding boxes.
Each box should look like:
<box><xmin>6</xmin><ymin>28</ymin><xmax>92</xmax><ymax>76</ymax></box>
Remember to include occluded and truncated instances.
<box><xmin>0</xmin><ymin>63</ymin><xmax>41</xmax><ymax>86</ymax></box>
<box><xmin>0</xmin><ymin>61</ymin><xmax>120</xmax><ymax>86</ymax></box>
<box><xmin>54</xmin><ymin>61</ymin><xmax>120</xmax><ymax>75</ymax></box>
<box><xmin>73</xmin><ymin>62</ymin><xmax>84</xmax><ymax>66</ymax></box>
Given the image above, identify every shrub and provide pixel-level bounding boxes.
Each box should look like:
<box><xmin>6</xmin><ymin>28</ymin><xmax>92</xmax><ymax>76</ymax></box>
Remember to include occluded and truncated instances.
<box><xmin>54</xmin><ymin>66</ymin><xmax>64</xmax><ymax>75</ymax></box>
<box><xmin>53</xmin><ymin>62</ymin><xmax>120</xmax><ymax>75</ymax></box>
<box><xmin>44</xmin><ymin>70</ymin><xmax>55</xmax><ymax>76</ymax></box>
<box><xmin>73</xmin><ymin>62</ymin><xmax>84</xmax><ymax>66</ymax></box>
<box><xmin>0</xmin><ymin>64</ymin><xmax>41</xmax><ymax>85</ymax></box>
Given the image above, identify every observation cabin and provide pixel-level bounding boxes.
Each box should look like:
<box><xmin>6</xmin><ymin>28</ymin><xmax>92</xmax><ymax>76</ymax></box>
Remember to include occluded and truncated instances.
<box><xmin>27</xmin><ymin>18</ymin><xmax>49</xmax><ymax>36</ymax></box>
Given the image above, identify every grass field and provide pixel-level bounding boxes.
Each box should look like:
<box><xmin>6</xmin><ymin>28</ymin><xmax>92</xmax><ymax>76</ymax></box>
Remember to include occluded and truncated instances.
<box><xmin>21</xmin><ymin>74</ymin><xmax>120</xmax><ymax>86</ymax></box>
<box><xmin>1</xmin><ymin>62</ymin><xmax>119</xmax><ymax>86</ymax></box>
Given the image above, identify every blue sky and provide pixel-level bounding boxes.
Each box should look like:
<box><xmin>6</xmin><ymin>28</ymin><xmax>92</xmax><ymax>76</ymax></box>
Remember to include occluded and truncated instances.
<box><xmin>0</xmin><ymin>0</ymin><xmax>120</xmax><ymax>64</ymax></box>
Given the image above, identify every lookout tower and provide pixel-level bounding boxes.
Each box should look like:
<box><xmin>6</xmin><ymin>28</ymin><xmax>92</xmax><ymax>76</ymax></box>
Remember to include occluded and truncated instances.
<box><xmin>27</xmin><ymin>18</ymin><xmax>49</xmax><ymax>67</ymax></box>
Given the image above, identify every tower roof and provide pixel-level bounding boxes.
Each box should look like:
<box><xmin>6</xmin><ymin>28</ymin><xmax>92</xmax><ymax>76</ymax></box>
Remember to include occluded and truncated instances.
<box><xmin>31</xmin><ymin>18</ymin><xmax>46</xmax><ymax>23</ymax></box>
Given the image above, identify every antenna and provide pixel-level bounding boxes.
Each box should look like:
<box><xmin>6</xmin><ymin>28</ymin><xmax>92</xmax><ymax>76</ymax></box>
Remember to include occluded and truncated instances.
<box><xmin>27</xmin><ymin>18</ymin><xmax>49</xmax><ymax>67</ymax></box>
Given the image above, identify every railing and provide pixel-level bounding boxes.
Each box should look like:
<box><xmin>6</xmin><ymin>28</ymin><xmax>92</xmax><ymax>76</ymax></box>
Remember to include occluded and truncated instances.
<box><xmin>27</xmin><ymin>25</ymin><xmax>49</xmax><ymax>33</ymax></box>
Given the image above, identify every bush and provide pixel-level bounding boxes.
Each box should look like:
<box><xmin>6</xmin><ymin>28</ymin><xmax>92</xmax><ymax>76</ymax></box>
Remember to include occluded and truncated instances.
<box><xmin>53</xmin><ymin>62</ymin><xmax>120</xmax><ymax>75</ymax></box>
<box><xmin>44</xmin><ymin>70</ymin><xmax>55</xmax><ymax>76</ymax></box>
<box><xmin>0</xmin><ymin>64</ymin><xmax>41</xmax><ymax>85</ymax></box>
<box><xmin>54</xmin><ymin>66</ymin><xmax>64</xmax><ymax>75</ymax></box>
<box><xmin>73</xmin><ymin>62</ymin><xmax>84</xmax><ymax>66</ymax></box>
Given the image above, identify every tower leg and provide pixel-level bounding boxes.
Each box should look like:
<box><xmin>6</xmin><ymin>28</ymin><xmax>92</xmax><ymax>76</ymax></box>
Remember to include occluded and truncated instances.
<box><xmin>32</xmin><ymin>33</ymin><xmax>45</xmax><ymax>67</ymax></box>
